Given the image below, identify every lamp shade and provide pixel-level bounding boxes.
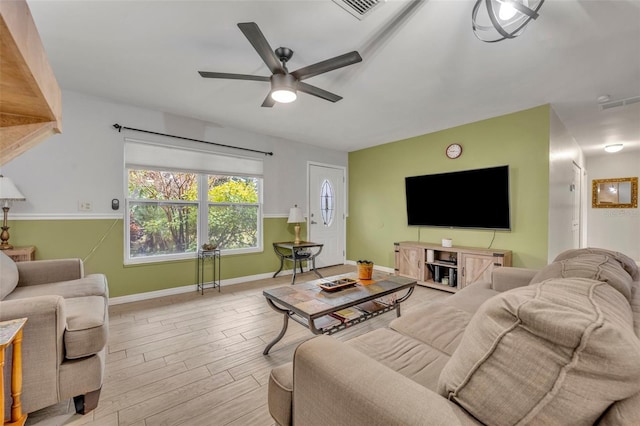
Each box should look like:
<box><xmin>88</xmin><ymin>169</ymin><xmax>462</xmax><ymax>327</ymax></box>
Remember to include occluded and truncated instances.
<box><xmin>0</xmin><ymin>175</ymin><xmax>25</xmax><ymax>201</ymax></box>
<box><xmin>287</xmin><ymin>206</ymin><xmax>305</xmax><ymax>223</ymax></box>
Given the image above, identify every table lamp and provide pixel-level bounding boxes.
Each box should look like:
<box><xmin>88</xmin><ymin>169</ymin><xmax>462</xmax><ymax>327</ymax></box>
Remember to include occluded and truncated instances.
<box><xmin>287</xmin><ymin>205</ymin><xmax>305</xmax><ymax>244</ymax></box>
<box><xmin>0</xmin><ymin>175</ymin><xmax>26</xmax><ymax>250</ymax></box>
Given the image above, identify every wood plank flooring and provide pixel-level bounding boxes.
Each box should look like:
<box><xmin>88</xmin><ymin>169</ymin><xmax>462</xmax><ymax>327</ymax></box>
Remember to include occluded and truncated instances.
<box><xmin>26</xmin><ymin>265</ymin><xmax>450</xmax><ymax>426</ymax></box>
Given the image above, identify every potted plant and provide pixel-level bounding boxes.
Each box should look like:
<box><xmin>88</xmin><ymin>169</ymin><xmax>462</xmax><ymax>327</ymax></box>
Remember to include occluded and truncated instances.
<box><xmin>357</xmin><ymin>259</ymin><xmax>374</xmax><ymax>280</ymax></box>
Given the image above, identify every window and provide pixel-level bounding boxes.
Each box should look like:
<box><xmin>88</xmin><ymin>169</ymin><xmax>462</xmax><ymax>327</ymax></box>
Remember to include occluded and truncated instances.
<box><xmin>125</xmin><ymin>140</ymin><xmax>263</xmax><ymax>263</ymax></box>
<box><xmin>207</xmin><ymin>175</ymin><xmax>260</xmax><ymax>250</ymax></box>
<box><xmin>128</xmin><ymin>170</ymin><xmax>199</xmax><ymax>258</ymax></box>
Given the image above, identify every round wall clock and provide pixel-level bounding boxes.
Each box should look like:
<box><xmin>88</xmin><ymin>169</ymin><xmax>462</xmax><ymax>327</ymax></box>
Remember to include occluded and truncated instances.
<box><xmin>446</xmin><ymin>143</ymin><xmax>463</xmax><ymax>159</ymax></box>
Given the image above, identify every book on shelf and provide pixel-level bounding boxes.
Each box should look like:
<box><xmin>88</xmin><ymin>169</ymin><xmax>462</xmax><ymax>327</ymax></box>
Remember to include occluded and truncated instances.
<box><xmin>356</xmin><ymin>300</ymin><xmax>387</xmax><ymax>314</ymax></box>
<box><xmin>331</xmin><ymin>307</ymin><xmax>363</xmax><ymax>321</ymax></box>
<box><xmin>312</xmin><ymin>315</ymin><xmax>342</xmax><ymax>330</ymax></box>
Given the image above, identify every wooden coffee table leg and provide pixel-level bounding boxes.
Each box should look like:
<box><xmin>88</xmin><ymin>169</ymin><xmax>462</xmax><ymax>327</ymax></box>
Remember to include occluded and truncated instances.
<box><xmin>264</xmin><ymin>299</ymin><xmax>290</xmax><ymax>355</ymax></box>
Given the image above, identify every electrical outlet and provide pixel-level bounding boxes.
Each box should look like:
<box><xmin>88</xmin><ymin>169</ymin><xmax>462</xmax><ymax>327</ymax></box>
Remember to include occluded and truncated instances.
<box><xmin>78</xmin><ymin>201</ymin><xmax>92</xmax><ymax>212</ymax></box>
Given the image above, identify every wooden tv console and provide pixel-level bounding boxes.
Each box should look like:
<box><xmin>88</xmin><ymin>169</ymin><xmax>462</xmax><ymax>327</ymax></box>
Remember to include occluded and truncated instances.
<box><xmin>394</xmin><ymin>241</ymin><xmax>512</xmax><ymax>293</ymax></box>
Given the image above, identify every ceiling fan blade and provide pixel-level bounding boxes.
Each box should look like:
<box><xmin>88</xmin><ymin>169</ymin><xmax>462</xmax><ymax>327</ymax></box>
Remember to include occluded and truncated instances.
<box><xmin>237</xmin><ymin>22</ymin><xmax>284</xmax><ymax>74</ymax></box>
<box><xmin>261</xmin><ymin>93</ymin><xmax>276</xmax><ymax>108</ymax></box>
<box><xmin>291</xmin><ymin>51</ymin><xmax>362</xmax><ymax>81</ymax></box>
<box><xmin>198</xmin><ymin>71</ymin><xmax>270</xmax><ymax>82</ymax></box>
<box><xmin>298</xmin><ymin>82</ymin><xmax>343</xmax><ymax>103</ymax></box>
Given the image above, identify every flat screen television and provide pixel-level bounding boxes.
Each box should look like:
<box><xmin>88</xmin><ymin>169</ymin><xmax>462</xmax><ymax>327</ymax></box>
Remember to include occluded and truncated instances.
<box><xmin>405</xmin><ymin>165</ymin><xmax>511</xmax><ymax>230</ymax></box>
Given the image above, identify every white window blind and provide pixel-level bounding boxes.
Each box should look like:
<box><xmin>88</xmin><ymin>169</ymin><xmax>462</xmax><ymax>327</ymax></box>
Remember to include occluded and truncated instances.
<box><xmin>124</xmin><ymin>138</ymin><xmax>263</xmax><ymax>177</ymax></box>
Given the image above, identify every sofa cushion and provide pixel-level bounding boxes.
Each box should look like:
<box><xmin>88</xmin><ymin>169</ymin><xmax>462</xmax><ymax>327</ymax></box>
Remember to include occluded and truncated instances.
<box><xmin>4</xmin><ymin>274</ymin><xmax>108</xmax><ymax>301</ymax></box>
<box><xmin>64</xmin><ymin>296</ymin><xmax>108</xmax><ymax>359</ymax></box>
<box><xmin>553</xmin><ymin>248</ymin><xmax>639</xmax><ymax>281</ymax></box>
<box><xmin>437</xmin><ymin>278</ymin><xmax>640</xmax><ymax>426</ymax></box>
<box><xmin>530</xmin><ymin>253</ymin><xmax>633</xmax><ymax>300</ymax></box>
<box><xmin>598</xmin><ymin>392</ymin><xmax>640</xmax><ymax>425</ymax></box>
<box><xmin>268</xmin><ymin>363</ymin><xmax>293</xmax><ymax>426</ymax></box>
<box><xmin>0</xmin><ymin>251</ymin><xmax>19</xmax><ymax>300</ymax></box>
<box><xmin>348</xmin><ymin>328</ymin><xmax>450</xmax><ymax>391</ymax></box>
<box><xmin>390</xmin><ymin>302</ymin><xmax>473</xmax><ymax>356</ymax></box>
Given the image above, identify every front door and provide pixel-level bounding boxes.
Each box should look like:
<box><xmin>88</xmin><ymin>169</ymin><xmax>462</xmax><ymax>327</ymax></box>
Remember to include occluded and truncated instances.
<box><xmin>308</xmin><ymin>163</ymin><xmax>346</xmax><ymax>268</ymax></box>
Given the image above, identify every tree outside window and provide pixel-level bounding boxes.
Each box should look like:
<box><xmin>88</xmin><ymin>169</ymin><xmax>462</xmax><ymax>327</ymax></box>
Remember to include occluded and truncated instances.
<box><xmin>127</xmin><ymin>169</ymin><xmax>261</xmax><ymax>261</ymax></box>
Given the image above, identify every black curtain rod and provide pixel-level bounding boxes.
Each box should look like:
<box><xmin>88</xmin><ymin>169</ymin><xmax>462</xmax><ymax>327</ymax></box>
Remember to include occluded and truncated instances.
<box><xmin>113</xmin><ymin>123</ymin><xmax>274</xmax><ymax>156</ymax></box>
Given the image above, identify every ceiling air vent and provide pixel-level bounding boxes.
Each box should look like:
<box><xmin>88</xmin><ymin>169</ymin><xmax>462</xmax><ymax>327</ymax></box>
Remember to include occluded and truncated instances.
<box><xmin>332</xmin><ymin>0</ymin><xmax>385</xmax><ymax>20</ymax></box>
<box><xmin>600</xmin><ymin>95</ymin><xmax>640</xmax><ymax>111</ymax></box>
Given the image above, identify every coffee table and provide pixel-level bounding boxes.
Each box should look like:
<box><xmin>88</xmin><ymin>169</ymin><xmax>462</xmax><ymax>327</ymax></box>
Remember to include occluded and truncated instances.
<box><xmin>262</xmin><ymin>274</ymin><xmax>416</xmax><ymax>354</ymax></box>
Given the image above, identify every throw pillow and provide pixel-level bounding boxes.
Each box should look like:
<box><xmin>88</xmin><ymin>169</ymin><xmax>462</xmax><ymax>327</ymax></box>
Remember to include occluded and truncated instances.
<box><xmin>437</xmin><ymin>278</ymin><xmax>640</xmax><ymax>426</ymax></box>
<box><xmin>0</xmin><ymin>251</ymin><xmax>19</xmax><ymax>300</ymax></box>
<box><xmin>530</xmin><ymin>253</ymin><xmax>633</xmax><ymax>301</ymax></box>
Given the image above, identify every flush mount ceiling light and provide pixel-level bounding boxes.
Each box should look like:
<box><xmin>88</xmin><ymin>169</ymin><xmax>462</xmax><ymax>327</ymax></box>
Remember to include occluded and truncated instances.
<box><xmin>472</xmin><ymin>0</ymin><xmax>545</xmax><ymax>43</ymax></box>
<box><xmin>604</xmin><ymin>144</ymin><xmax>624</xmax><ymax>153</ymax></box>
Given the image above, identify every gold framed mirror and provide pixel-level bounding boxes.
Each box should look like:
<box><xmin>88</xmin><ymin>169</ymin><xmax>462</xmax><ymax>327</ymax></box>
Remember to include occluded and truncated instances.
<box><xmin>592</xmin><ymin>177</ymin><xmax>638</xmax><ymax>208</ymax></box>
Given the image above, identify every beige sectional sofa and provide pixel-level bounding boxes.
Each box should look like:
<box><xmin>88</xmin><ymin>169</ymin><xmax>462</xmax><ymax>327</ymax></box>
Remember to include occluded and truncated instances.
<box><xmin>0</xmin><ymin>252</ymin><xmax>108</xmax><ymax>417</ymax></box>
<box><xmin>268</xmin><ymin>248</ymin><xmax>640</xmax><ymax>425</ymax></box>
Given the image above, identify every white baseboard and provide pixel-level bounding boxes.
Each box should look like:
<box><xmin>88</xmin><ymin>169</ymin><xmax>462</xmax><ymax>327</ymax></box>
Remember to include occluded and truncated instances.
<box><xmin>109</xmin><ymin>262</ymin><xmax>394</xmax><ymax>306</ymax></box>
<box><xmin>108</xmin><ymin>267</ymin><xmax>298</xmax><ymax>305</ymax></box>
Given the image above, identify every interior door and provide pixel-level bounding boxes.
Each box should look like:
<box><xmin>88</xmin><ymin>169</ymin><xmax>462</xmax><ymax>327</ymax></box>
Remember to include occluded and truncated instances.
<box><xmin>571</xmin><ymin>162</ymin><xmax>582</xmax><ymax>248</ymax></box>
<box><xmin>308</xmin><ymin>163</ymin><xmax>345</xmax><ymax>268</ymax></box>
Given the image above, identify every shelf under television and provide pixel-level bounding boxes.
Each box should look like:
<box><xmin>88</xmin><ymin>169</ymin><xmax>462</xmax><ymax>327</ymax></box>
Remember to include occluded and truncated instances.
<box><xmin>418</xmin><ymin>280</ymin><xmax>459</xmax><ymax>293</ymax></box>
<box><xmin>426</xmin><ymin>261</ymin><xmax>458</xmax><ymax>269</ymax></box>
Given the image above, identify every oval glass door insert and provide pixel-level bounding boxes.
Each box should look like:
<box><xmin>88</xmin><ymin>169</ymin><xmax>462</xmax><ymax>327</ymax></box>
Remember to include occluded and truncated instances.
<box><xmin>320</xmin><ymin>179</ymin><xmax>334</xmax><ymax>226</ymax></box>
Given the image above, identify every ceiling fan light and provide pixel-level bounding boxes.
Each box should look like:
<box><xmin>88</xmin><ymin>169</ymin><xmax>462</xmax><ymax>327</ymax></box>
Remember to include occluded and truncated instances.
<box><xmin>271</xmin><ymin>89</ymin><xmax>297</xmax><ymax>103</ymax></box>
<box><xmin>270</xmin><ymin>73</ymin><xmax>298</xmax><ymax>104</ymax></box>
<box><xmin>604</xmin><ymin>144</ymin><xmax>624</xmax><ymax>153</ymax></box>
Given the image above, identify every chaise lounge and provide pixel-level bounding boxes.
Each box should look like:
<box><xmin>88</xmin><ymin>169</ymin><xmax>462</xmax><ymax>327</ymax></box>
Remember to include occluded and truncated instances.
<box><xmin>268</xmin><ymin>248</ymin><xmax>640</xmax><ymax>425</ymax></box>
<box><xmin>0</xmin><ymin>252</ymin><xmax>109</xmax><ymax>417</ymax></box>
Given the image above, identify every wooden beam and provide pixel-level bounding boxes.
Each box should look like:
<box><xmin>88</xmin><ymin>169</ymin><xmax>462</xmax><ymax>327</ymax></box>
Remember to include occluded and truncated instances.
<box><xmin>0</xmin><ymin>0</ymin><xmax>62</xmax><ymax>165</ymax></box>
<box><xmin>0</xmin><ymin>121</ymin><xmax>57</xmax><ymax>165</ymax></box>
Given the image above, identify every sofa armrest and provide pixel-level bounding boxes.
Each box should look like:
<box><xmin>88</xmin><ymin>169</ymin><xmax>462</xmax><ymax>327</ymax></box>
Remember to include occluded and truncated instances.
<box><xmin>490</xmin><ymin>267</ymin><xmax>538</xmax><ymax>292</ymax></box>
<box><xmin>17</xmin><ymin>259</ymin><xmax>84</xmax><ymax>287</ymax></box>
<box><xmin>292</xmin><ymin>335</ymin><xmax>480</xmax><ymax>426</ymax></box>
<box><xmin>0</xmin><ymin>296</ymin><xmax>66</xmax><ymax>411</ymax></box>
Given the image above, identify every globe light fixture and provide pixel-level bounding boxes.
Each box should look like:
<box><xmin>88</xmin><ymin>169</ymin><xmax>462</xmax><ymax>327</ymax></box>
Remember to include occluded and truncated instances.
<box><xmin>472</xmin><ymin>0</ymin><xmax>545</xmax><ymax>43</ymax></box>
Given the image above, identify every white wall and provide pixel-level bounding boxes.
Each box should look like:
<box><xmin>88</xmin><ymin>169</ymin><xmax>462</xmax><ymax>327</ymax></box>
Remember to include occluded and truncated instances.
<box><xmin>548</xmin><ymin>107</ymin><xmax>586</xmax><ymax>262</ymax></box>
<box><xmin>1</xmin><ymin>90</ymin><xmax>347</xmax><ymax>218</ymax></box>
<box><xmin>586</xmin><ymin>151</ymin><xmax>640</xmax><ymax>260</ymax></box>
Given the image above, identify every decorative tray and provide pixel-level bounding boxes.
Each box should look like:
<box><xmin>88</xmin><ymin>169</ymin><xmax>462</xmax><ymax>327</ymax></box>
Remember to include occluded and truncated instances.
<box><xmin>317</xmin><ymin>278</ymin><xmax>358</xmax><ymax>292</ymax></box>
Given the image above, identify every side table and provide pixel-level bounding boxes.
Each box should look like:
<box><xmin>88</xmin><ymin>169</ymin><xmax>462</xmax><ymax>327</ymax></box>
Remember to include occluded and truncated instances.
<box><xmin>1</xmin><ymin>246</ymin><xmax>35</xmax><ymax>263</ymax></box>
<box><xmin>197</xmin><ymin>249</ymin><xmax>221</xmax><ymax>294</ymax></box>
<box><xmin>0</xmin><ymin>318</ymin><xmax>28</xmax><ymax>426</ymax></box>
<box><xmin>272</xmin><ymin>241</ymin><xmax>323</xmax><ymax>284</ymax></box>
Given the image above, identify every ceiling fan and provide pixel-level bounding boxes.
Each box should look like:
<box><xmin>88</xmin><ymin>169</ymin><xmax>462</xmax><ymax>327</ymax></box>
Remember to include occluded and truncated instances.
<box><xmin>198</xmin><ymin>22</ymin><xmax>362</xmax><ymax>107</ymax></box>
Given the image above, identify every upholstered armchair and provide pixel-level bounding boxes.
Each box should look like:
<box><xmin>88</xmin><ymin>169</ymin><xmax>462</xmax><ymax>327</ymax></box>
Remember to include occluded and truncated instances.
<box><xmin>0</xmin><ymin>252</ymin><xmax>108</xmax><ymax>416</ymax></box>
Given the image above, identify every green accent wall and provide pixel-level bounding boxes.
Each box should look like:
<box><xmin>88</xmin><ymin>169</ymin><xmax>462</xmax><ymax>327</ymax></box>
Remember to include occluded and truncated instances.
<box><xmin>347</xmin><ymin>105</ymin><xmax>550</xmax><ymax>269</ymax></box>
<box><xmin>9</xmin><ymin>218</ymin><xmax>304</xmax><ymax>297</ymax></box>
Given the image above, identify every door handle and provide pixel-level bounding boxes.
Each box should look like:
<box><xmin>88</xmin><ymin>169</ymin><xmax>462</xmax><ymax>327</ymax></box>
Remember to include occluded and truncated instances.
<box><xmin>310</xmin><ymin>220</ymin><xmax>318</xmax><ymax>224</ymax></box>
